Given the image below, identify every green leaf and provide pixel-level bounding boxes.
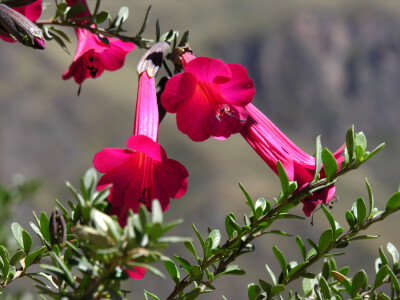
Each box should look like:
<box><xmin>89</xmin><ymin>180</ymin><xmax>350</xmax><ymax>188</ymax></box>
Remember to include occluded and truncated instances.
<box><xmin>385</xmin><ymin>192</ymin><xmax>400</xmax><ymax>214</ymax></box>
<box><xmin>296</xmin><ymin>236</ymin><xmax>307</xmax><ymax>261</ymax></box>
<box><xmin>354</xmin><ymin>132</ymin><xmax>367</xmax><ymax>151</ymax></box>
<box><xmin>377</xmin><ymin>293</ymin><xmax>391</xmax><ymax>300</ymax></box>
<box><xmin>9</xmin><ymin>249</ymin><xmax>25</xmax><ymax>266</ymax></box>
<box><xmin>66</xmin><ymin>2</ymin><xmax>86</xmax><ymax>20</ymax></box>
<box><xmin>40</xmin><ymin>211</ymin><xmax>50</xmax><ymax>243</ymax></box>
<box><xmin>255</xmin><ymin>198</ymin><xmax>266</xmax><ymax>218</ymax></box>
<box><xmin>11</xmin><ymin>222</ymin><xmax>24</xmax><ymax>250</ymax></box>
<box><xmin>318</xmin><ymin>229</ymin><xmax>333</xmax><ymax>253</ymax></box>
<box><xmin>347</xmin><ymin>235</ymin><xmax>380</xmax><ymax>242</ymax></box>
<box><xmin>22</xmin><ymin>230</ymin><xmax>32</xmax><ymax>253</ymax></box>
<box><xmin>173</xmin><ymin>254</ymin><xmax>191</xmax><ymax>274</ymax></box>
<box><xmin>345</xmin><ymin>125</ymin><xmax>355</xmax><ymax>162</ymax></box>
<box><xmin>313</xmin><ymin>135</ymin><xmax>322</xmax><ymax>182</ymax></box>
<box><xmin>306</xmin><ymin>238</ymin><xmax>319</xmax><ymax>253</ymax></box>
<box><xmin>214</xmin><ymin>265</ymin><xmax>245</xmax><ymax>278</ymax></box>
<box><xmin>345</xmin><ymin>210</ymin><xmax>356</xmax><ymax>228</ymax></box>
<box><xmin>379</xmin><ymin>246</ymin><xmax>388</xmax><ymax>266</ymax></box>
<box><xmin>321</xmin><ymin>148</ymin><xmax>338</xmax><ymax>181</ymax></box>
<box><xmin>144</xmin><ymin>290</ymin><xmax>160</xmax><ymax>300</ymax></box>
<box><xmin>192</xmin><ymin>224</ymin><xmax>206</xmax><ymax>257</ymax></box>
<box><xmin>50</xmin><ymin>253</ymin><xmax>74</xmax><ymax>287</ymax></box>
<box><xmin>322</xmin><ymin>260</ymin><xmax>331</xmax><ymax>280</ymax></box>
<box><xmin>265</xmin><ymin>264</ymin><xmax>277</xmax><ymax>285</ymax></box>
<box><xmin>225</xmin><ymin>214</ymin><xmax>240</xmax><ymax>239</ymax></box>
<box><xmin>366</xmin><ymin>179</ymin><xmax>374</xmax><ymax>217</ymax></box>
<box><xmin>184</xmin><ymin>241</ymin><xmax>199</xmax><ymax>261</ymax></box>
<box><xmin>362</xmin><ymin>143</ymin><xmax>385</xmax><ymax>163</ymax></box>
<box><xmin>259</xmin><ymin>279</ymin><xmax>272</xmax><ymax>293</ymax></box>
<box><xmin>272</xmin><ymin>246</ymin><xmax>288</xmax><ymax>280</ymax></box>
<box><xmin>356</xmin><ymin>197</ymin><xmax>367</xmax><ymax>227</ymax></box>
<box><xmin>303</xmin><ymin>277</ymin><xmax>318</xmax><ymax>297</ymax></box>
<box><xmin>239</xmin><ymin>182</ymin><xmax>256</xmax><ymax>217</ymax></box>
<box><xmin>0</xmin><ymin>246</ymin><xmax>10</xmax><ymax>277</ymax></box>
<box><xmin>209</xmin><ymin>230</ymin><xmax>221</xmax><ymax>249</ymax></box>
<box><xmin>189</xmin><ymin>265</ymin><xmax>202</xmax><ymax>281</ymax></box>
<box><xmin>277</xmin><ymin>161</ymin><xmax>289</xmax><ymax>195</ymax></box>
<box><xmin>319</xmin><ymin>276</ymin><xmax>331</xmax><ymax>299</ymax></box>
<box><xmin>351</xmin><ymin>270</ymin><xmax>367</xmax><ymax>297</ymax></box>
<box><xmin>137</xmin><ymin>5</ymin><xmax>151</xmax><ymax>35</ymax></box>
<box><xmin>178</xmin><ymin>30</ymin><xmax>190</xmax><ymax>47</ymax></box>
<box><xmin>164</xmin><ymin>259</ymin><xmax>180</xmax><ymax>284</ymax></box>
<box><xmin>387</xmin><ymin>242</ymin><xmax>399</xmax><ymax>269</ymax></box>
<box><xmin>248</xmin><ymin>283</ymin><xmax>261</xmax><ymax>300</ymax></box>
<box><xmin>321</xmin><ymin>205</ymin><xmax>336</xmax><ymax>233</ymax></box>
<box><xmin>386</xmin><ymin>267</ymin><xmax>400</xmax><ymax>292</ymax></box>
<box><xmin>270</xmin><ymin>284</ymin><xmax>285</xmax><ymax>296</ymax></box>
<box><xmin>95</xmin><ymin>11</ymin><xmax>109</xmax><ymax>24</ymax></box>
<box><xmin>374</xmin><ymin>265</ymin><xmax>390</xmax><ymax>289</ymax></box>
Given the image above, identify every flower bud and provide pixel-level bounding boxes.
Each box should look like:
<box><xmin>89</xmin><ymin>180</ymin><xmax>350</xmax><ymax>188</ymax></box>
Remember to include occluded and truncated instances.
<box><xmin>49</xmin><ymin>208</ymin><xmax>67</xmax><ymax>245</ymax></box>
<box><xmin>0</xmin><ymin>0</ymin><xmax>37</xmax><ymax>8</ymax></box>
<box><xmin>0</xmin><ymin>3</ymin><xmax>44</xmax><ymax>49</ymax></box>
<box><xmin>137</xmin><ymin>41</ymin><xmax>170</xmax><ymax>77</ymax></box>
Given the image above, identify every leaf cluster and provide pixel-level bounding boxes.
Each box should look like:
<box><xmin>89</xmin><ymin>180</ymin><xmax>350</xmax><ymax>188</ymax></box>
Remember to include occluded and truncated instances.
<box><xmin>0</xmin><ymin>169</ymin><xmax>188</xmax><ymax>299</ymax></box>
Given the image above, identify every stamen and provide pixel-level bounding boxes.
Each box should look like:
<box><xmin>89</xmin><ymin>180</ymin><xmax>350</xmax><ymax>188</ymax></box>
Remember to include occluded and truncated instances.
<box><xmin>86</xmin><ymin>55</ymin><xmax>98</xmax><ymax>78</ymax></box>
<box><xmin>215</xmin><ymin>104</ymin><xmax>247</xmax><ymax>122</ymax></box>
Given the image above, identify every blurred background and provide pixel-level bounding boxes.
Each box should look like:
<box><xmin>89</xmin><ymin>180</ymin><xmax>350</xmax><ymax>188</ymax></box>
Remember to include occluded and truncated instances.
<box><xmin>1</xmin><ymin>0</ymin><xmax>400</xmax><ymax>299</ymax></box>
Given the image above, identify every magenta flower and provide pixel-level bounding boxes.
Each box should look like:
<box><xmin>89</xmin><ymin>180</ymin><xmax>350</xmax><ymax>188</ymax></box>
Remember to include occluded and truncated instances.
<box><xmin>93</xmin><ymin>42</ymin><xmax>189</xmax><ymax>226</ymax></box>
<box><xmin>241</xmin><ymin>104</ymin><xmax>344</xmax><ymax>216</ymax></box>
<box><xmin>62</xmin><ymin>0</ymin><xmax>135</xmax><ymax>85</ymax></box>
<box><xmin>161</xmin><ymin>52</ymin><xmax>255</xmax><ymax>142</ymax></box>
<box><xmin>0</xmin><ymin>0</ymin><xmax>44</xmax><ymax>49</ymax></box>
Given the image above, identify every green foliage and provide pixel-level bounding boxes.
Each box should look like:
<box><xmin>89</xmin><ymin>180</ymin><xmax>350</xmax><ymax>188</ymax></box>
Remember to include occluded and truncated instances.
<box><xmin>0</xmin><ymin>169</ymin><xmax>188</xmax><ymax>299</ymax></box>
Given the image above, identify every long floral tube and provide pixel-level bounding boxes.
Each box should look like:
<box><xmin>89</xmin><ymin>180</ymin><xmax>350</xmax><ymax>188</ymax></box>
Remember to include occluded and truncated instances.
<box><xmin>241</xmin><ymin>103</ymin><xmax>344</xmax><ymax>216</ymax></box>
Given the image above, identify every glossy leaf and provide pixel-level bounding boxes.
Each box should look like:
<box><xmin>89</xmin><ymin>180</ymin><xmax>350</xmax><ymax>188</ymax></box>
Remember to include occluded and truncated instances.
<box><xmin>164</xmin><ymin>259</ymin><xmax>180</xmax><ymax>284</ymax></box>
<box><xmin>319</xmin><ymin>276</ymin><xmax>331</xmax><ymax>299</ymax></box>
<box><xmin>277</xmin><ymin>161</ymin><xmax>289</xmax><ymax>195</ymax></box>
<box><xmin>173</xmin><ymin>254</ymin><xmax>191</xmax><ymax>274</ymax></box>
<box><xmin>366</xmin><ymin>179</ymin><xmax>374</xmax><ymax>217</ymax></box>
<box><xmin>387</xmin><ymin>242</ymin><xmax>399</xmax><ymax>269</ymax></box>
<box><xmin>248</xmin><ymin>283</ymin><xmax>261</xmax><ymax>300</ymax></box>
<box><xmin>11</xmin><ymin>222</ymin><xmax>24</xmax><ymax>250</ymax></box>
<box><xmin>356</xmin><ymin>197</ymin><xmax>367</xmax><ymax>227</ymax></box>
<box><xmin>345</xmin><ymin>210</ymin><xmax>356</xmax><ymax>228</ymax></box>
<box><xmin>240</xmin><ymin>182</ymin><xmax>256</xmax><ymax>217</ymax></box>
<box><xmin>272</xmin><ymin>246</ymin><xmax>288</xmax><ymax>280</ymax></box>
<box><xmin>22</xmin><ymin>230</ymin><xmax>32</xmax><ymax>254</ymax></box>
<box><xmin>296</xmin><ymin>236</ymin><xmax>306</xmax><ymax>261</ymax></box>
<box><xmin>385</xmin><ymin>192</ymin><xmax>400</xmax><ymax>214</ymax></box>
<box><xmin>321</xmin><ymin>148</ymin><xmax>338</xmax><ymax>181</ymax></box>
<box><xmin>352</xmin><ymin>270</ymin><xmax>367</xmax><ymax>297</ymax></box>
<box><xmin>318</xmin><ymin>229</ymin><xmax>333</xmax><ymax>253</ymax></box>
<box><xmin>313</xmin><ymin>135</ymin><xmax>322</xmax><ymax>182</ymax></box>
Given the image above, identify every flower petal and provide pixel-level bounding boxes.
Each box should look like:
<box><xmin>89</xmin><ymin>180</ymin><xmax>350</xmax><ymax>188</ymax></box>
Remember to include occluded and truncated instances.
<box><xmin>155</xmin><ymin>158</ymin><xmax>189</xmax><ymax>199</ymax></box>
<box><xmin>93</xmin><ymin>148</ymin><xmax>132</xmax><ymax>173</ymax></box>
<box><xmin>126</xmin><ymin>135</ymin><xmax>166</xmax><ymax>162</ymax></box>
<box><xmin>219</xmin><ymin>63</ymin><xmax>255</xmax><ymax>106</ymax></box>
<box><xmin>161</xmin><ymin>72</ymin><xmax>197</xmax><ymax>113</ymax></box>
<box><xmin>185</xmin><ymin>57</ymin><xmax>231</xmax><ymax>83</ymax></box>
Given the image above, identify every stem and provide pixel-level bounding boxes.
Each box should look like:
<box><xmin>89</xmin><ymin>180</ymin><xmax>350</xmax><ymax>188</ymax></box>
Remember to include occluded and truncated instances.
<box><xmin>165</xmin><ymin>163</ymin><xmax>391</xmax><ymax>299</ymax></box>
<box><xmin>36</xmin><ymin>19</ymin><xmax>148</xmax><ymax>48</ymax></box>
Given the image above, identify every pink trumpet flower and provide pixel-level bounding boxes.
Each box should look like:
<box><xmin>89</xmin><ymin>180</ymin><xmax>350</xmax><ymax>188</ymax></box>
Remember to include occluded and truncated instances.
<box><xmin>161</xmin><ymin>52</ymin><xmax>255</xmax><ymax>142</ymax></box>
<box><xmin>62</xmin><ymin>0</ymin><xmax>135</xmax><ymax>86</ymax></box>
<box><xmin>93</xmin><ymin>42</ymin><xmax>189</xmax><ymax>280</ymax></box>
<box><xmin>241</xmin><ymin>104</ymin><xmax>344</xmax><ymax>216</ymax></box>
<box><xmin>93</xmin><ymin>42</ymin><xmax>189</xmax><ymax>226</ymax></box>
